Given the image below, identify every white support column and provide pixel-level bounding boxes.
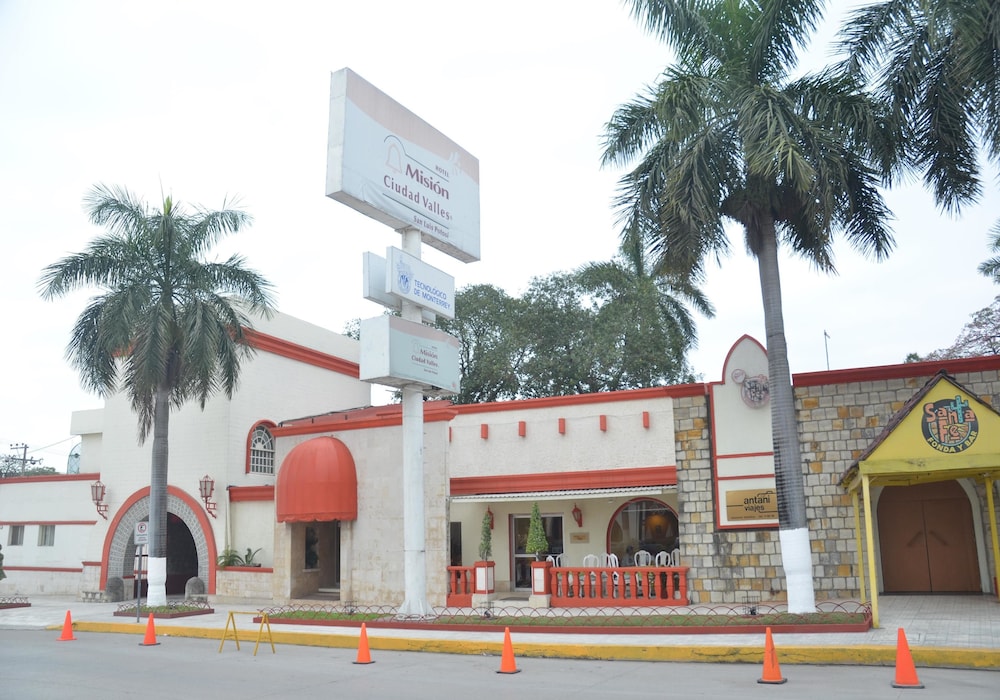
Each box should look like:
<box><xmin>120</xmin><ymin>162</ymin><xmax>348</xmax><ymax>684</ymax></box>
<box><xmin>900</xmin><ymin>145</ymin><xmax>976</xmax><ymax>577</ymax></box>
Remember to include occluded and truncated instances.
<box><xmin>397</xmin><ymin>227</ymin><xmax>432</xmax><ymax>617</ymax></box>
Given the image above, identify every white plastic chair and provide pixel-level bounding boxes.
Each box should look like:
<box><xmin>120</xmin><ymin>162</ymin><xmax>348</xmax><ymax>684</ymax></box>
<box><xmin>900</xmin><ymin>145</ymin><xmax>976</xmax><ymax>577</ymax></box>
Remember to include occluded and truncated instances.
<box><xmin>671</xmin><ymin>548</ymin><xmax>681</xmax><ymax>566</ymax></box>
<box><xmin>633</xmin><ymin>550</ymin><xmax>653</xmax><ymax>567</ymax></box>
<box><xmin>654</xmin><ymin>550</ymin><xmax>670</xmax><ymax>567</ymax></box>
<box><xmin>582</xmin><ymin>553</ymin><xmax>600</xmax><ymax>567</ymax></box>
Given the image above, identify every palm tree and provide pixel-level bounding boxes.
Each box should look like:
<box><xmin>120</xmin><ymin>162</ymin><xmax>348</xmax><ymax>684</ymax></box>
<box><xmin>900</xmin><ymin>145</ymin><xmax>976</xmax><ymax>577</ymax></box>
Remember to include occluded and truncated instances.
<box><xmin>603</xmin><ymin>0</ymin><xmax>900</xmax><ymax>612</ymax></box>
<box><xmin>39</xmin><ymin>184</ymin><xmax>275</xmax><ymax>606</ymax></box>
<box><xmin>576</xmin><ymin>226</ymin><xmax>715</xmax><ymax>389</ymax></box>
<box><xmin>839</xmin><ymin>0</ymin><xmax>1000</xmax><ymax>213</ymax></box>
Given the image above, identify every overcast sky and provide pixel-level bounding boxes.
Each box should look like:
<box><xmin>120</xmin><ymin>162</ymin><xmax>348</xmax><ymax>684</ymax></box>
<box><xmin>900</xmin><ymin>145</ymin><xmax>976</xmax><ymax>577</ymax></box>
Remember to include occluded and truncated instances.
<box><xmin>2</xmin><ymin>1</ymin><xmax>997</xmax><ymax>471</ymax></box>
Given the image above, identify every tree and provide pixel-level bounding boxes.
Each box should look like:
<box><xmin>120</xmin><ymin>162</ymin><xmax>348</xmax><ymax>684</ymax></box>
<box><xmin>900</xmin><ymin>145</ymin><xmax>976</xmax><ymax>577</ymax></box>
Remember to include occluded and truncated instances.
<box><xmin>436</xmin><ymin>285</ymin><xmax>527</xmax><ymax>403</ymax></box>
<box><xmin>525</xmin><ymin>502</ymin><xmax>548</xmax><ymax>560</ymax></box>
<box><xmin>913</xmin><ymin>296</ymin><xmax>1000</xmax><ymax>360</ymax></box>
<box><xmin>478</xmin><ymin>510</ymin><xmax>493</xmax><ymax>561</ymax></box>
<box><xmin>38</xmin><ymin>184</ymin><xmax>275</xmax><ymax>605</ymax></box>
<box><xmin>603</xmin><ymin>0</ymin><xmax>900</xmax><ymax>612</ymax></box>
<box><xmin>576</xmin><ymin>229</ymin><xmax>713</xmax><ymax>389</ymax></box>
<box><xmin>840</xmin><ymin>0</ymin><xmax>1000</xmax><ymax>213</ymax></box>
<box><xmin>518</xmin><ymin>272</ymin><xmax>603</xmax><ymax>397</ymax></box>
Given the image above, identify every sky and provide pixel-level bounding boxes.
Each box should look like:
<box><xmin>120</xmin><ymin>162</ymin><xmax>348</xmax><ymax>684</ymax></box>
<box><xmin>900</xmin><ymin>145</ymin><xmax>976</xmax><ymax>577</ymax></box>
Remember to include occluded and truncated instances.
<box><xmin>1</xmin><ymin>1</ymin><xmax>998</xmax><ymax>472</ymax></box>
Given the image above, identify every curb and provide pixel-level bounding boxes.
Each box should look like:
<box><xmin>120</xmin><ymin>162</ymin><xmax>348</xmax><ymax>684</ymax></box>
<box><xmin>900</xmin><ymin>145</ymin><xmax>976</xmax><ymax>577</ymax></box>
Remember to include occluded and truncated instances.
<box><xmin>64</xmin><ymin>621</ymin><xmax>1000</xmax><ymax>669</ymax></box>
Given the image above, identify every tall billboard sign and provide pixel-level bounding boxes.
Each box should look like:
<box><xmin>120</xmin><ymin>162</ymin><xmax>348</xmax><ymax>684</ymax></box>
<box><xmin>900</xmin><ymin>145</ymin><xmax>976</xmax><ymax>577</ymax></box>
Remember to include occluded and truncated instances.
<box><xmin>326</xmin><ymin>68</ymin><xmax>481</xmax><ymax>263</ymax></box>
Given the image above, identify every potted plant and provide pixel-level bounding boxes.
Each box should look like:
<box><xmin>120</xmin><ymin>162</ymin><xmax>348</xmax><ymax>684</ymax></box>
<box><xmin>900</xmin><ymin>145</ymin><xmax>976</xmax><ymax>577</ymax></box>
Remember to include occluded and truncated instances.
<box><xmin>473</xmin><ymin>509</ymin><xmax>495</xmax><ymax>597</ymax></box>
<box><xmin>216</xmin><ymin>547</ymin><xmax>243</xmax><ymax>569</ymax></box>
<box><xmin>526</xmin><ymin>502</ymin><xmax>552</xmax><ymax>604</ymax></box>
<box><xmin>526</xmin><ymin>502</ymin><xmax>548</xmax><ymax>560</ymax></box>
<box><xmin>242</xmin><ymin>547</ymin><xmax>263</xmax><ymax>567</ymax></box>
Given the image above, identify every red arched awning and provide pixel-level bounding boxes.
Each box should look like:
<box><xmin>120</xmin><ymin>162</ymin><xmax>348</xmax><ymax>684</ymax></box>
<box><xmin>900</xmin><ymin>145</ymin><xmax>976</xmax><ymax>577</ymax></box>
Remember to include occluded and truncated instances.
<box><xmin>276</xmin><ymin>436</ymin><xmax>358</xmax><ymax>522</ymax></box>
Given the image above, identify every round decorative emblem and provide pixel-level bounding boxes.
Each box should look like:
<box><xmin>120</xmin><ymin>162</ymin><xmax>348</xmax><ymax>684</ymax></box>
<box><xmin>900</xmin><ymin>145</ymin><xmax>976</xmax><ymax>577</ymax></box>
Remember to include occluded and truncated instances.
<box><xmin>731</xmin><ymin>369</ymin><xmax>770</xmax><ymax>409</ymax></box>
<box><xmin>922</xmin><ymin>395</ymin><xmax>978</xmax><ymax>453</ymax></box>
<box><xmin>396</xmin><ymin>261</ymin><xmax>412</xmax><ymax>295</ymax></box>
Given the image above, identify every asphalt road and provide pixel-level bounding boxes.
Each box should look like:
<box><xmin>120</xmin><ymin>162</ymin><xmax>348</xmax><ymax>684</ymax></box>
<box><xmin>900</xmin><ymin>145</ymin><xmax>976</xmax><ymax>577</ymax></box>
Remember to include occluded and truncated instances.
<box><xmin>2</xmin><ymin>630</ymin><xmax>997</xmax><ymax>699</ymax></box>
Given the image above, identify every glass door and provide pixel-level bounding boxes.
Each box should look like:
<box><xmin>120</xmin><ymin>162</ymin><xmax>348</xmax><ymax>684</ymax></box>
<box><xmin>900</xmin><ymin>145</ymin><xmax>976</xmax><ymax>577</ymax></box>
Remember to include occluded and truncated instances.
<box><xmin>511</xmin><ymin>513</ymin><xmax>563</xmax><ymax>589</ymax></box>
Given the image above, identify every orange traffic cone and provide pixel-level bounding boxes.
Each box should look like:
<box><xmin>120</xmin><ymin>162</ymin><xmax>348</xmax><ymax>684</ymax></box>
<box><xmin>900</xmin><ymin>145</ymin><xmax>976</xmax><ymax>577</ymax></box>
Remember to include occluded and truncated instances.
<box><xmin>496</xmin><ymin>627</ymin><xmax>520</xmax><ymax>674</ymax></box>
<box><xmin>757</xmin><ymin>627</ymin><xmax>786</xmax><ymax>684</ymax></box>
<box><xmin>891</xmin><ymin>628</ymin><xmax>924</xmax><ymax>689</ymax></box>
<box><xmin>353</xmin><ymin>623</ymin><xmax>374</xmax><ymax>664</ymax></box>
<box><xmin>139</xmin><ymin>613</ymin><xmax>160</xmax><ymax>646</ymax></box>
<box><xmin>57</xmin><ymin>610</ymin><xmax>76</xmax><ymax>641</ymax></box>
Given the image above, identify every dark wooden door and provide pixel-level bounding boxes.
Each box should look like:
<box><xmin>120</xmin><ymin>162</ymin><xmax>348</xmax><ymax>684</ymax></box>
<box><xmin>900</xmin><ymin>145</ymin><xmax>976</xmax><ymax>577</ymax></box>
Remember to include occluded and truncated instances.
<box><xmin>878</xmin><ymin>481</ymin><xmax>980</xmax><ymax>593</ymax></box>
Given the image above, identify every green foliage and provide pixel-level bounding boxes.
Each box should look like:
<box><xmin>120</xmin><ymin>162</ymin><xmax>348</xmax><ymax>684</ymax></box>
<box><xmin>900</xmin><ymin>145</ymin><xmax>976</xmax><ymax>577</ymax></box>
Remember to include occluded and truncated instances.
<box><xmin>602</xmin><ymin>0</ymin><xmax>903</xmax><ymax>609</ymax></box>
<box><xmin>525</xmin><ymin>502</ymin><xmax>548</xmax><ymax>559</ymax></box>
<box><xmin>39</xmin><ymin>184</ymin><xmax>275</xmax><ymax>567</ymax></box>
<box><xmin>839</xmin><ymin>0</ymin><xmax>1000</xmax><ymax>213</ymax></box>
<box><xmin>242</xmin><ymin>547</ymin><xmax>262</xmax><ymax>566</ymax></box>
<box><xmin>478</xmin><ymin>510</ymin><xmax>493</xmax><ymax>561</ymax></box>
<box><xmin>0</xmin><ymin>456</ymin><xmax>56</xmax><ymax>479</ymax></box>
<box><xmin>217</xmin><ymin>547</ymin><xmax>263</xmax><ymax>567</ymax></box>
<box><xmin>436</xmin><ymin>262</ymin><xmax>706</xmax><ymax>403</ymax></box>
<box><xmin>217</xmin><ymin>548</ymin><xmax>243</xmax><ymax>568</ymax></box>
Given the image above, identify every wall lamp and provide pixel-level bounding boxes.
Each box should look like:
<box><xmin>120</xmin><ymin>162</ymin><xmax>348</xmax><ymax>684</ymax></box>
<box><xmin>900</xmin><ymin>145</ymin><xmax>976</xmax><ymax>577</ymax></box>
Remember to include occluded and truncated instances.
<box><xmin>199</xmin><ymin>475</ymin><xmax>217</xmax><ymax>518</ymax></box>
<box><xmin>91</xmin><ymin>480</ymin><xmax>108</xmax><ymax>519</ymax></box>
<box><xmin>571</xmin><ymin>503</ymin><xmax>583</xmax><ymax>528</ymax></box>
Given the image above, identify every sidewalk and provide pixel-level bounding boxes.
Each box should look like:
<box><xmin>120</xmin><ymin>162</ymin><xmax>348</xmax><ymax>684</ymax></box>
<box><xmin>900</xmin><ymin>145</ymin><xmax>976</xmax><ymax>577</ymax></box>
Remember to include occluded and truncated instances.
<box><xmin>2</xmin><ymin>594</ymin><xmax>999</xmax><ymax>669</ymax></box>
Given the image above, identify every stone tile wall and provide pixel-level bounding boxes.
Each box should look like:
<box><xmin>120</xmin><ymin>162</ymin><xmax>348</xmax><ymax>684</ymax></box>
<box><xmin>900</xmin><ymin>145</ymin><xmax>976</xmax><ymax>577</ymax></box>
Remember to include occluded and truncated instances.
<box><xmin>674</xmin><ymin>369</ymin><xmax>1000</xmax><ymax>605</ymax></box>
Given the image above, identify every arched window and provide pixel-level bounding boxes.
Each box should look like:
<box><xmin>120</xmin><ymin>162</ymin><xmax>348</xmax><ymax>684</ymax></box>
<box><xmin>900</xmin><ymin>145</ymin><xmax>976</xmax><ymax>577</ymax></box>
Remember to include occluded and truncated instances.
<box><xmin>607</xmin><ymin>498</ymin><xmax>678</xmax><ymax>566</ymax></box>
<box><xmin>247</xmin><ymin>422</ymin><xmax>275</xmax><ymax>475</ymax></box>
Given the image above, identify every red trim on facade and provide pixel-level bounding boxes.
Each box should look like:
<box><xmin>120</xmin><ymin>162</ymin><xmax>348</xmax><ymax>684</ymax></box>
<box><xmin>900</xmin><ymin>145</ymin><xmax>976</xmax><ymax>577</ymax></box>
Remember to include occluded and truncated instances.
<box><xmin>518</xmin><ymin>421</ymin><xmax>526</xmax><ymax>437</ymax></box>
<box><xmin>100</xmin><ymin>485</ymin><xmax>218</xmax><ymax>594</ymax></box>
<box><xmin>4</xmin><ymin>566</ymin><xmax>83</xmax><ymax>573</ymax></box>
<box><xmin>558</xmin><ymin>418</ymin><xmax>566</xmax><ymax>435</ymax></box>
<box><xmin>715</xmin><ymin>451</ymin><xmax>774</xmax><ymax>460</ymax></box>
<box><xmin>272</xmin><ymin>403</ymin><xmax>458</xmax><ymax>437</ymax></box>
<box><xmin>229</xmin><ymin>485</ymin><xmax>275</xmax><ymax>502</ymax></box>
<box><xmin>450</xmin><ymin>465</ymin><xmax>677</xmax><ymax>496</ymax></box>
<box><xmin>792</xmin><ymin>354</ymin><xmax>1000</xmax><ymax>387</ymax></box>
<box><xmin>452</xmin><ymin>384</ymin><xmax>708</xmax><ymax>416</ymax></box>
<box><xmin>0</xmin><ymin>520</ymin><xmax>97</xmax><ymax>526</ymax></box>
<box><xmin>642</xmin><ymin>411</ymin><xmax>650</xmax><ymax>429</ymax></box>
<box><xmin>244</xmin><ymin>328</ymin><xmax>360</xmax><ymax>378</ymax></box>
<box><xmin>599</xmin><ymin>415</ymin><xmax>607</xmax><ymax>432</ymax></box>
<box><xmin>0</xmin><ymin>472</ymin><xmax>100</xmax><ymax>484</ymax></box>
<box><xmin>81</xmin><ymin>561</ymin><xmax>101</xmax><ymax>566</ymax></box>
<box><xmin>480</xmin><ymin>423</ymin><xmax>489</xmax><ymax>440</ymax></box>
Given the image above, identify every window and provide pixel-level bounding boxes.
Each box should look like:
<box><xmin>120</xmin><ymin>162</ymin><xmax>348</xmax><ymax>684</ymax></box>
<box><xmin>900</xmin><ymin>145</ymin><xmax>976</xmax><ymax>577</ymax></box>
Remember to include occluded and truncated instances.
<box><xmin>608</xmin><ymin>498</ymin><xmax>678</xmax><ymax>566</ymax></box>
<box><xmin>249</xmin><ymin>424</ymin><xmax>275</xmax><ymax>474</ymax></box>
<box><xmin>8</xmin><ymin>525</ymin><xmax>23</xmax><ymax>546</ymax></box>
<box><xmin>38</xmin><ymin>525</ymin><xmax>55</xmax><ymax>547</ymax></box>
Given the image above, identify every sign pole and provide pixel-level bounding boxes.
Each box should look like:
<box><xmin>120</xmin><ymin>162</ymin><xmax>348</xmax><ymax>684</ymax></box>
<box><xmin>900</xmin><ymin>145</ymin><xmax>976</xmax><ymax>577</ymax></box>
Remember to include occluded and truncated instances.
<box><xmin>134</xmin><ymin>521</ymin><xmax>149</xmax><ymax>621</ymax></box>
<box><xmin>397</xmin><ymin>227</ymin><xmax>431</xmax><ymax>617</ymax></box>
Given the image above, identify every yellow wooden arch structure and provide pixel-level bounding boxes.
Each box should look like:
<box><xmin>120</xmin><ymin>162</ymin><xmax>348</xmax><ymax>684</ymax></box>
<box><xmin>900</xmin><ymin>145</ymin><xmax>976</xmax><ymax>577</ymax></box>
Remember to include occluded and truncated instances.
<box><xmin>839</xmin><ymin>372</ymin><xmax>1000</xmax><ymax>628</ymax></box>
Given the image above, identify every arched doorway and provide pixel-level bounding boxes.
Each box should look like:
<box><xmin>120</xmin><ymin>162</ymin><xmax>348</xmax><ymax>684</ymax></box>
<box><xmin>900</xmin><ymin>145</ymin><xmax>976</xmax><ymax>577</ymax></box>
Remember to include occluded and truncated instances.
<box><xmin>166</xmin><ymin>513</ymin><xmax>198</xmax><ymax>595</ymax></box>
<box><xmin>106</xmin><ymin>490</ymin><xmax>213</xmax><ymax>597</ymax></box>
<box><xmin>878</xmin><ymin>480</ymin><xmax>981</xmax><ymax>593</ymax></box>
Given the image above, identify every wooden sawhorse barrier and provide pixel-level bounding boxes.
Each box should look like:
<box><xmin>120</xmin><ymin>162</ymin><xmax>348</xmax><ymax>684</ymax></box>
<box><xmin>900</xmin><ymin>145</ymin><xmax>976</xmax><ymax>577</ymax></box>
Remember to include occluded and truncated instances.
<box><xmin>218</xmin><ymin>611</ymin><xmax>275</xmax><ymax>655</ymax></box>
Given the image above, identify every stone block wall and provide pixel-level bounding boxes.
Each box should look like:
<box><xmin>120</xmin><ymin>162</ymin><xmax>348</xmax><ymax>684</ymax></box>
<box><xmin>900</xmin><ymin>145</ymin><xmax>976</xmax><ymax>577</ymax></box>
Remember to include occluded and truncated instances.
<box><xmin>675</xmin><ymin>367</ymin><xmax>1000</xmax><ymax>605</ymax></box>
<box><xmin>795</xmin><ymin>369</ymin><xmax>1000</xmax><ymax>601</ymax></box>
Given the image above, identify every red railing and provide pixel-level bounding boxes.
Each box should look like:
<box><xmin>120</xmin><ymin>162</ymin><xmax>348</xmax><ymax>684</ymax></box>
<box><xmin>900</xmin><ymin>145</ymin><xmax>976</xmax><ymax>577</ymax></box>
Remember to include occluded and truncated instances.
<box><xmin>446</xmin><ymin>566</ymin><xmax>475</xmax><ymax>607</ymax></box>
<box><xmin>549</xmin><ymin>566</ymin><xmax>689</xmax><ymax>607</ymax></box>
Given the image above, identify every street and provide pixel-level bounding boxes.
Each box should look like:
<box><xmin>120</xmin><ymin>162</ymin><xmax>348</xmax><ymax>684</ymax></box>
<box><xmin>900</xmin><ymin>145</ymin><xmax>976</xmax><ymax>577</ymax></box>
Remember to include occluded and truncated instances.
<box><xmin>2</xmin><ymin>630</ymin><xmax>997</xmax><ymax>699</ymax></box>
